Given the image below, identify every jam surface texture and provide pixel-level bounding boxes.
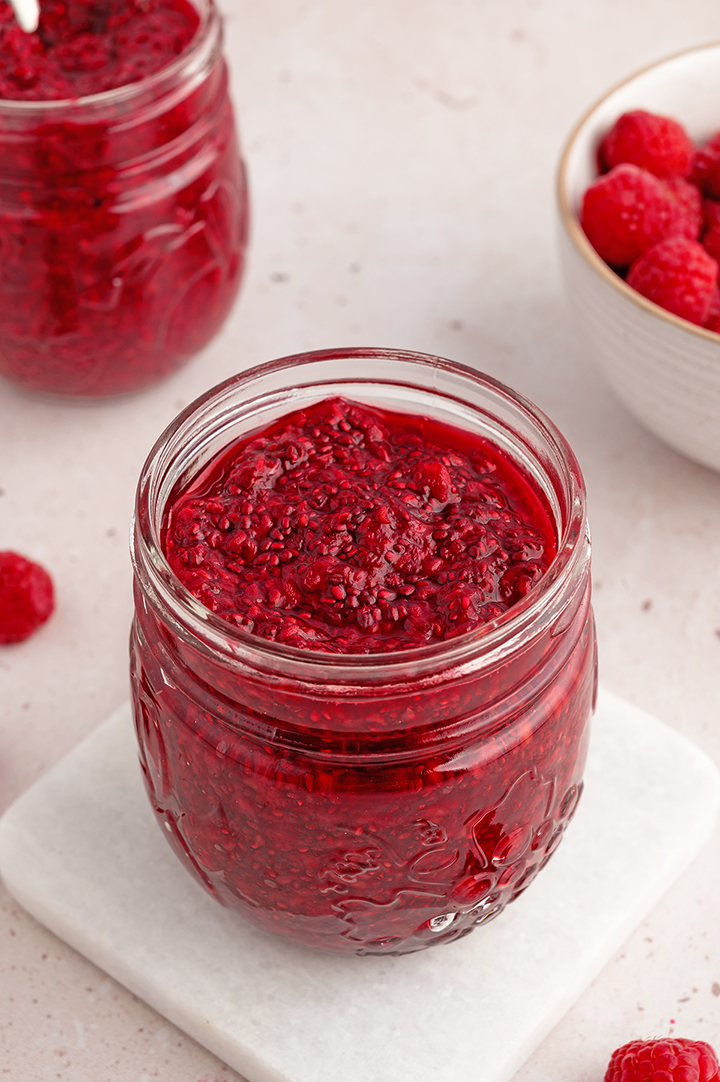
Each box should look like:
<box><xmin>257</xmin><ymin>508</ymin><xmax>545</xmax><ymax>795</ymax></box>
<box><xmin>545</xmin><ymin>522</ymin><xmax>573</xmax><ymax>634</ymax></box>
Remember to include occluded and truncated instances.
<box><xmin>164</xmin><ymin>397</ymin><xmax>557</xmax><ymax>653</ymax></box>
<box><xmin>0</xmin><ymin>0</ymin><xmax>248</xmax><ymax>396</ymax></box>
<box><xmin>132</xmin><ymin>391</ymin><xmax>595</xmax><ymax>955</ymax></box>
<box><xmin>0</xmin><ymin>0</ymin><xmax>199</xmax><ymax>100</ymax></box>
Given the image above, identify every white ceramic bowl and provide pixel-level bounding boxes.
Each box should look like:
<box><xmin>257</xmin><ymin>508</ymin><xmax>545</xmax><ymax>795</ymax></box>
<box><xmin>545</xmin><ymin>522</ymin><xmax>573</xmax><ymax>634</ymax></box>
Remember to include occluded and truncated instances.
<box><xmin>557</xmin><ymin>42</ymin><xmax>720</xmax><ymax>472</ymax></box>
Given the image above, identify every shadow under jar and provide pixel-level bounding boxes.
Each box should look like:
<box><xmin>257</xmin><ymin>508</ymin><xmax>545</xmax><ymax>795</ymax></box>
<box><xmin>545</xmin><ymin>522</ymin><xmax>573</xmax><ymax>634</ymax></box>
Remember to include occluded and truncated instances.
<box><xmin>130</xmin><ymin>349</ymin><xmax>597</xmax><ymax>955</ymax></box>
<box><xmin>0</xmin><ymin>0</ymin><xmax>248</xmax><ymax>397</ymax></box>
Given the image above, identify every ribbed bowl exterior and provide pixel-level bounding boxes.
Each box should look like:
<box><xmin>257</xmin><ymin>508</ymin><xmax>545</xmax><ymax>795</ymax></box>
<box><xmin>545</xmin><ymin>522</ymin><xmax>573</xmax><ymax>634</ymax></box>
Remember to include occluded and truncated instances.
<box><xmin>557</xmin><ymin>224</ymin><xmax>720</xmax><ymax>470</ymax></box>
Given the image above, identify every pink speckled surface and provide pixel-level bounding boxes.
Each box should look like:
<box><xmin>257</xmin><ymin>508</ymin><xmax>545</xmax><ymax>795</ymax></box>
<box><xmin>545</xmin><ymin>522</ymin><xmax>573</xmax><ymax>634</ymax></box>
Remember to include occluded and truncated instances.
<box><xmin>2</xmin><ymin>1</ymin><xmax>720</xmax><ymax>1079</ymax></box>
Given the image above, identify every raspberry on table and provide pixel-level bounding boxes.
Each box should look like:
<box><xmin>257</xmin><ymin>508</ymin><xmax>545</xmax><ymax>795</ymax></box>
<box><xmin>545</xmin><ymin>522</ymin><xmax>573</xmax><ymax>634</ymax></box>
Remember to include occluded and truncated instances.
<box><xmin>626</xmin><ymin>236</ymin><xmax>719</xmax><ymax>325</ymax></box>
<box><xmin>604</xmin><ymin>1037</ymin><xmax>720</xmax><ymax>1082</ymax></box>
<box><xmin>599</xmin><ymin>109</ymin><xmax>695</xmax><ymax>179</ymax></box>
<box><xmin>0</xmin><ymin>551</ymin><xmax>54</xmax><ymax>644</ymax></box>
<box><xmin>580</xmin><ymin>163</ymin><xmax>687</xmax><ymax>267</ymax></box>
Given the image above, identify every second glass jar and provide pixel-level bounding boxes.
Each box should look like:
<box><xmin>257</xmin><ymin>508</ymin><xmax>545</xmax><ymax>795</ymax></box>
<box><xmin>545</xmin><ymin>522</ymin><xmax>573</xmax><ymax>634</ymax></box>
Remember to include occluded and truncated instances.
<box><xmin>0</xmin><ymin>0</ymin><xmax>248</xmax><ymax>397</ymax></box>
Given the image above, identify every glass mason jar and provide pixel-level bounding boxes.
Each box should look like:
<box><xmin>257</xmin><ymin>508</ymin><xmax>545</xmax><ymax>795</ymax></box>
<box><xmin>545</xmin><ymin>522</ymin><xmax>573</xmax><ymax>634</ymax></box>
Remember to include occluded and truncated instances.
<box><xmin>130</xmin><ymin>349</ymin><xmax>597</xmax><ymax>955</ymax></box>
<box><xmin>0</xmin><ymin>0</ymin><xmax>248</xmax><ymax>397</ymax></box>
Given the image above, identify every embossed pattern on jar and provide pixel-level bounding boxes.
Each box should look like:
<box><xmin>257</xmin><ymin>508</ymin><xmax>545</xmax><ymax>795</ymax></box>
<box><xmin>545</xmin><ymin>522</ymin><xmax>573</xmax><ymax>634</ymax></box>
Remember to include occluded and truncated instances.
<box><xmin>0</xmin><ymin>0</ymin><xmax>248</xmax><ymax>396</ymax></box>
<box><xmin>130</xmin><ymin>349</ymin><xmax>597</xmax><ymax>954</ymax></box>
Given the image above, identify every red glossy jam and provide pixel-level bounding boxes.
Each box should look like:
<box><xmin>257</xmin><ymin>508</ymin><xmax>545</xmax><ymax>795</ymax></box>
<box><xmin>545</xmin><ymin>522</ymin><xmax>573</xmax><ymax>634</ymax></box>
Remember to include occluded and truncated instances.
<box><xmin>130</xmin><ymin>357</ymin><xmax>595</xmax><ymax>955</ymax></box>
<box><xmin>164</xmin><ymin>397</ymin><xmax>557</xmax><ymax>653</ymax></box>
<box><xmin>0</xmin><ymin>0</ymin><xmax>248</xmax><ymax>396</ymax></box>
<box><xmin>0</xmin><ymin>0</ymin><xmax>199</xmax><ymax>100</ymax></box>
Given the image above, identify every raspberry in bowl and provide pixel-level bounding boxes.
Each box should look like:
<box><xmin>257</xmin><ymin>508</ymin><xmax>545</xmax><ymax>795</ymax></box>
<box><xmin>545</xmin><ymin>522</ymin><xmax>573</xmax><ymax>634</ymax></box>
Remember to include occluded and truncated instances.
<box><xmin>0</xmin><ymin>0</ymin><xmax>248</xmax><ymax>397</ymax></box>
<box><xmin>557</xmin><ymin>43</ymin><xmax>720</xmax><ymax>472</ymax></box>
<box><xmin>129</xmin><ymin>348</ymin><xmax>596</xmax><ymax>955</ymax></box>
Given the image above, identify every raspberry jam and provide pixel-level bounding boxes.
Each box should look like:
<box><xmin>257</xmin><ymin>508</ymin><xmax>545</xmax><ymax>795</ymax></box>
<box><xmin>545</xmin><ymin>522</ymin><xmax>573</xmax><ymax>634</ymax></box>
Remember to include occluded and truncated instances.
<box><xmin>0</xmin><ymin>0</ymin><xmax>248</xmax><ymax>396</ymax></box>
<box><xmin>163</xmin><ymin>397</ymin><xmax>558</xmax><ymax>652</ymax></box>
<box><xmin>0</xmin><ymin>0</ymin><xmax>199</xmax><ymax>100</ymax></box>
<box><xmin>130</xmin><ymin>349</ymin><xmax>596</xmax><ymax>955</ymax></box>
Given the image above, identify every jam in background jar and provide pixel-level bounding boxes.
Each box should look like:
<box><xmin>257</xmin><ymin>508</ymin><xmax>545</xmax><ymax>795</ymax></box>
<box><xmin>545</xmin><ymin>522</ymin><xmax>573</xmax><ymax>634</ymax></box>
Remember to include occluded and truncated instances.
<box><xmin>130</xmin><ymin>349</ymin><xmax>597</xmax><ymax>955</ymax></box>
<box><xmin>0</xmin><ymin>0</ymin><xmax>249</xmax><ymax>396</ymax></box>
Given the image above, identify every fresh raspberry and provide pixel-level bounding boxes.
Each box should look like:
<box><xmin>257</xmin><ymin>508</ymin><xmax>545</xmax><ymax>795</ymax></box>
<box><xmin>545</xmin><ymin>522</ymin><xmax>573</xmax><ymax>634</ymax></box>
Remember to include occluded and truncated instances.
<box><xmin>0</xmin><ymin>551</ymin><xmax>54</xmax><ymax>644</ymax></box>
<box><xmin>605</xmin><ymin>1038</ymin><xmax>720</xmax><ymax>1082</ymax></box>
<box><xmin>691</xmin><ymin>131</ymin><xmax>720</xmax><ymax>199</ymax></box>
<box><xmin>663</xmin><ymin>177</ymin><xmax>702</xmax><ymax>240</ymax></box>
<box><xmin>703</xmin><ymin>197</ymin><xmax>720</xmax><ymax>232</ymax></box>
<box><xmin>581</xmin><ymin>164</ymin><xmax>686</xmax><ymax>267</ymax></box>
<box><xmin>626</xmin><ymin>236</ymin><xmax>718</xmax><ymax>325</ymax></box>
<box><xmin>702</xmin><ymin>223</ymin><xmax>720</xmax><ymax>264</ymax></box>
<box><xmin>599</xmin><ymin>110</ymin><xmax>694</xmax><ymax>179</ymax></box>
<box><xmin>704</xmin><ymin>286</ymin><xmax>720</xmax><ymax>332</ymax></box>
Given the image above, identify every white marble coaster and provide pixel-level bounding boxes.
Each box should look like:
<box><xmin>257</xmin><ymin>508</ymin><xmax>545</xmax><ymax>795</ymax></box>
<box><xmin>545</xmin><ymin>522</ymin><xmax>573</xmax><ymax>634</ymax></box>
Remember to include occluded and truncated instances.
<box><xmin>0</xmin><ymin>688</ymin><xmax>718</xmax><ymax>1082</ymax></box>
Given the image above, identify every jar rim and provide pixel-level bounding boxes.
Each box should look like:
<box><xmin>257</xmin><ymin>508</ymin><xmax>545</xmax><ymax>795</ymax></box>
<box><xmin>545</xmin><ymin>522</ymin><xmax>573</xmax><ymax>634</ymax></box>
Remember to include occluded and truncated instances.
<box><xmin>0</xmin><ymin>0</ymin><xmax>221</xmax><ymax>115</ymax></box>
<box><xmin>132</xmin><ymin>348</ymin><xmax>590</xmax><ymax>683</ymax></box>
